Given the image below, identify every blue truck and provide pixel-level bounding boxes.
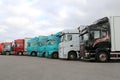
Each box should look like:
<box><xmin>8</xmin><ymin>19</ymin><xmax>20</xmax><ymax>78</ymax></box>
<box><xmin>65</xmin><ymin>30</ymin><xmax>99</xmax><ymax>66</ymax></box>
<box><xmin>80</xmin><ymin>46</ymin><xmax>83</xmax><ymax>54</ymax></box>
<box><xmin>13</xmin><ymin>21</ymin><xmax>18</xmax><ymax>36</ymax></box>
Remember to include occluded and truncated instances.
<box><xmin>37</xmin><ymin>36</ymin><xmax>48</xmax><ymax>57</ymax></box>
<box><xmin>45</xmin><ymin>32</ymin><xmax>61</xmax><ymax>59</ymax></box>
<box><xmin>27</xmin><ymin>37</ymin><xmax>39</xmax><ymax>56</ymax></box>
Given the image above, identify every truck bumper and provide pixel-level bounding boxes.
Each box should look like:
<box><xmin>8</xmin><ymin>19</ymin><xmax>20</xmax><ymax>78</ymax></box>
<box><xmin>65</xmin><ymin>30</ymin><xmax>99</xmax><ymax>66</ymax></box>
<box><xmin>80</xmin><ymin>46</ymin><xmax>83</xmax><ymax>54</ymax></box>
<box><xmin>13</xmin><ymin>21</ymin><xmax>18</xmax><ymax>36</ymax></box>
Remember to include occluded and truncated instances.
<box><xmin>84</xmin><ymin>53</ymin><xmax>95</xmax><ymax>60</ymax></box>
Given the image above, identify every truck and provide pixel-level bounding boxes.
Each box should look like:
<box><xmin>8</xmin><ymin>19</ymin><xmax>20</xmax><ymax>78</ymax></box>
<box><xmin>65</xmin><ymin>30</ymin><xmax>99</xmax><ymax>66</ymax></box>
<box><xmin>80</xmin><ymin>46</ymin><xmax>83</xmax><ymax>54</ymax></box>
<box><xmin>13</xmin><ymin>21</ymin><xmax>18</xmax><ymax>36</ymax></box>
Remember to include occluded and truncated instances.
<box><xmin>0</xmin><ymin>43</ymin><xmax>4</xmax><ymax>54</ymax></box>
<box><xmin>27</xmin><ymin>37</ymin><xmax>39</xmax><ymax>56</ymax></box>
<box><xmin>37</xmin><ymin>36</ymin><xmax>48</xmax><ymax>57</ymax></box>
<box><xmin>13</xmin><ymin>38</ymin><xmax>31</xmax><ymax>55</ymax></box>
<box><xmin>2</xmin><ymin>42</ymin><xmax>12</xmax><ymax>55</ymax></box>
<box><xmin>45</xmin><ymin>32</ymin><xmax>61</xmax><ymax>59</ymax></box>
<box><xmin>79</xmin><ymin>16</ymin><xmax>120</xmax><ymax>62</ymax></box>
<box><xmin>59</xmin><ymin>29</ymin><xmax>80</xmax><ymax>60</ymax></box>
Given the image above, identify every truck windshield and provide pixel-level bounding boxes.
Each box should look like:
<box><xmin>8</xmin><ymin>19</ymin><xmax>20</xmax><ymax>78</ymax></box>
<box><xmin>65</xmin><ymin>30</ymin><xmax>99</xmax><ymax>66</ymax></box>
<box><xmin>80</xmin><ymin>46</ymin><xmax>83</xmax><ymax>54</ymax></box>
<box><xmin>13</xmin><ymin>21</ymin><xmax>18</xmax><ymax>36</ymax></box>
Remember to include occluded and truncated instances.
<box><xmin>61</xmin><ymin>34</ymin><xmax>66</xmax><ymax>42</ymax></box>
<box><xmin>47</xmin><ymin>40</ymin><xmax>56</xmax><ymax>45</ymax></box>
<box><xmin>30</xmin><ymin>42</ymin><xmax>38</xmax><ymax>46</ymax></box>
<box><xmin>80</xmin><ymin>33</ymin><xmax>89</xmax><ymax>43</ymax></box>
<box><xmin>15</xmin><ymin>43</ymin><xmax>21</xmax><ymax>47</ymax></box>
<box><xmin>83</xmin><ymin>33</ymin><xmax>89</xmax><ymax>41</ymax></box>
<box><xmin>4</xmin><ymin>44</ymin><xmax>11</xmax><ymax>48</ymax></box>
<box><xmin>40</xmin><ymin>40</ymin><xmax>47</xmax><ymax>46</ymax></box>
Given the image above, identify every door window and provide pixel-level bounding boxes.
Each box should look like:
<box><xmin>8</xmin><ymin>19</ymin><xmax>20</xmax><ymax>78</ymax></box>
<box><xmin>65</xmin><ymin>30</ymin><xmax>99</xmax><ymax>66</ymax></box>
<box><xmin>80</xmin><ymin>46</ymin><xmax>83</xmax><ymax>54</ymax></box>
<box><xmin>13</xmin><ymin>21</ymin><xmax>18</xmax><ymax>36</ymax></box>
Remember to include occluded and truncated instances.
<box><xmin>67</xmin><ymin>35</ymin><xmax>72</xmax><ymax>41</ymax></box>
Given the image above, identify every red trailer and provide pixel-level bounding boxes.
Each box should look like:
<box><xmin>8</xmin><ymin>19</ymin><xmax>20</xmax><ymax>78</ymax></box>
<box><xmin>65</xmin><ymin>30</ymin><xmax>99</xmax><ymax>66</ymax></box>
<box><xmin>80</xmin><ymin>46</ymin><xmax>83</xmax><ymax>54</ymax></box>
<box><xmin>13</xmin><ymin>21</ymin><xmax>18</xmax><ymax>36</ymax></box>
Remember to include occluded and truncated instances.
<box><xmin>0</xmin><ymin>43</ymin><xmax>4</xmax><ymax>54</ymax></box>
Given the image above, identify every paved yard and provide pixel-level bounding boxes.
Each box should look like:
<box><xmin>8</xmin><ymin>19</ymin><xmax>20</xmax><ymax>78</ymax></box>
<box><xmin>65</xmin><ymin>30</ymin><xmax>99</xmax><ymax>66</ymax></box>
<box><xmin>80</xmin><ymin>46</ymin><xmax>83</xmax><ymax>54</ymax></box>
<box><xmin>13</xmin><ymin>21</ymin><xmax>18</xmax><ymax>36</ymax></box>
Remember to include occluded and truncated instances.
<box><xmin>0</xmin><ymin>55</ymin><xmax>120</xmax><ymax>80</ymax></box>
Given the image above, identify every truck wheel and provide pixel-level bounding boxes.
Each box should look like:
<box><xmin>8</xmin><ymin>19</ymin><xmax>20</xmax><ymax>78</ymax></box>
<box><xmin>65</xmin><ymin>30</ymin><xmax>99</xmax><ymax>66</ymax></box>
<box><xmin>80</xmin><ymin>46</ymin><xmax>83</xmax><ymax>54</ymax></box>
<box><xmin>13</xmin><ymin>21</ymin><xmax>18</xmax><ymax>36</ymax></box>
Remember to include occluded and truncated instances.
<box><xmin>68</xmin><ymin>52</ymin><xmax>77</xmax><ymax>60</ymax></box>
<box><xmin>18</xmin><ymin>52</ymin><xmax>23</xmax><ymax>55</ymax></box>
<box><xmin>52</xmin><ymin>52</ymin><xmax>58</xmax><ymax>59</ymax></box>
<box><xmin>42</xmin><ymin>52</ymin><xmax>45</xmax><ymax>57</ymax></box>
<box><xmin>6</xmin><ymin>52</ymin><xmax>10</xmax><ymax>55</ymax></box>
<box><xmin>96</xmin><ymin>51</ymin><xmax>108</xmax><ymax>62</ymax></box>
<box><xmin>31</xmin><ymin>52</ymin><xmax>37</xmax><ymax>56</ymax></box>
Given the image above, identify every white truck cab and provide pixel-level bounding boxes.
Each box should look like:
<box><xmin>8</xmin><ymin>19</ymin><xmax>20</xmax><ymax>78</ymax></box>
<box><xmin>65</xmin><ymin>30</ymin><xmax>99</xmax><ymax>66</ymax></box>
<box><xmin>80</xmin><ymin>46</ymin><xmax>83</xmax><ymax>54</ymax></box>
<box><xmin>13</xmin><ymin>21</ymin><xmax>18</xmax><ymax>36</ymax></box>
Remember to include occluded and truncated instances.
<box><xmin>59</xmin><ymin>28</ymin><xmax>80</xmax><ymax>60</ymax></box>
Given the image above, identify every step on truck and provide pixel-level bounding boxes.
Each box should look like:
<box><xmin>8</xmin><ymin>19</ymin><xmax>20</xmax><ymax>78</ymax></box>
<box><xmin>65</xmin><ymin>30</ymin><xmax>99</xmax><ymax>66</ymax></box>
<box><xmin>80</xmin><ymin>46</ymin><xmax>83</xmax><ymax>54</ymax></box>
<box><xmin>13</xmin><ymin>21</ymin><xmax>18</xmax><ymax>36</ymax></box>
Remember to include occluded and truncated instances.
<box><xmin>13</xmin><ymin>38</ymin><xmax>31</xmax><ymax>55</ymax></box>
<box><xmin>45</xmin><ymin>32</ymin><xmax>61</xmax><ymax>59</ymax></box>
<box><xmin>59</xmin><ymin>29</ymin><xmax>80</xmax><ymax>60</ymax></box>
<box><xmin>79</xmin><ymin>16</ymin><xmax>120</xmax><ymax>62</ymax></box>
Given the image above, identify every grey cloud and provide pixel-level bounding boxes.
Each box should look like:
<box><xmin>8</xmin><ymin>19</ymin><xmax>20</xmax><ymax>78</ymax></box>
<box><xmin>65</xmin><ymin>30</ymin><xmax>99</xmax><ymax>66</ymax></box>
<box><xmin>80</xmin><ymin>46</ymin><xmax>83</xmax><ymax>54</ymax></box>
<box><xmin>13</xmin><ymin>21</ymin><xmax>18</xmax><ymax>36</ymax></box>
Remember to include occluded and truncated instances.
<box><xmin>0</xmin><ymin>0</ymin><xmax>120</xmax><ymax>42</ymax></box>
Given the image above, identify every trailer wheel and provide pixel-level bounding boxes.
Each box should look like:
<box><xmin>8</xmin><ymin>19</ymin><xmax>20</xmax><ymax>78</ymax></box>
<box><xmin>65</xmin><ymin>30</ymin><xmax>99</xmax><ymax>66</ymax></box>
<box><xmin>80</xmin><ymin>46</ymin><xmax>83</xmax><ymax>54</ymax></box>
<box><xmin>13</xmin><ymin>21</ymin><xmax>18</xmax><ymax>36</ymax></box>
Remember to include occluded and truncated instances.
<box><xmin>31</xmin><ymin>52</ymin><xmax>37</xmax><ymax>56</ymax></box>
<box><xmin>68</xmin><ymin>52</ymin><xmax>77</xmax><ymax>60</ymax></box>
<box><xmin>18</xmin><ymin>52</ymin><xmax>23</xmax><ymax>55</ymax></box>
<box><xmin>6</xmin><ymin>52</ymin><xmax>10</xmax><ymax>55</ymax></box>
<box><xmin>96</xmin><ymin>51</ymin><xmax>109</xmax><ymax>62</ymax></box>
<box><xmin>52</xmin><ymin>52</ymin><xmax>58</xmax><ymax>59</ymax></box>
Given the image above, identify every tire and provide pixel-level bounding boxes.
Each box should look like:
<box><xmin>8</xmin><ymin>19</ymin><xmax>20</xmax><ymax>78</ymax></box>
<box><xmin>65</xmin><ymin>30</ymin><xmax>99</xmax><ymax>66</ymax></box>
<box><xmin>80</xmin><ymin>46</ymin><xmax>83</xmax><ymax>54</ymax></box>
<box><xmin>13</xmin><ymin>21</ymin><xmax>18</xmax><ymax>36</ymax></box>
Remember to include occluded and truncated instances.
<box><xmin>52</xmin><ymin>52</ymin><xmax>58</xmax><ymax>59</ymax></box>
<box><xmin>6</xmin><ymin>52</ymin><xmax>10</xmax><ymax>55</ymax></box>
<box><xmin>96</xmin><ymin>51</ymin><xmax>109</xmax><ymax>62</ymax></box>
<box><xmin>0</xmin><ymin>52</ymin><xmax>2</xmax><ymax>55</ymax></box>
<box><xmin>42</xmin><ymin>52</ymin><xmax>45</xmax><ymax>57</ymax></box>
<box><xmin>68</xmin><ymin>52</ymin><xmax>77</xmax><ymax>60</ymax></box>
<box><xmin>31</xmin><ymin>52</ymin><xmax>37</xmax><ymax>56</ymax></box>
<box><xmin>18</xmin><ymin>52</ymin><xmax>23</xmax><ymax>56</ymax></box>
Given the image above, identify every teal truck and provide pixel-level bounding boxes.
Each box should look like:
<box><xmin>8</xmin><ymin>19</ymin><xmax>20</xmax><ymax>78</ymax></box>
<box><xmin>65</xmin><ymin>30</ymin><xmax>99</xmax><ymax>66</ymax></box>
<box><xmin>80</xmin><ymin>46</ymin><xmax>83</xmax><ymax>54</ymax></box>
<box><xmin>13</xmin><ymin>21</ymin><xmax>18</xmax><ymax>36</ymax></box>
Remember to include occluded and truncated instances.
<box><xmin>37</xmin><ymin>36</ymin><xmax>48</xmax><ymax>57</ymax></box>
<box><xmin>27</xmin><ymin>37</ymin><xmax>39</xmax><ymax>56</ymax></box>
<box><xmin>45</xmin><ymin>32</ymin><xmax>61</xmax><ymax>59</ymax></box>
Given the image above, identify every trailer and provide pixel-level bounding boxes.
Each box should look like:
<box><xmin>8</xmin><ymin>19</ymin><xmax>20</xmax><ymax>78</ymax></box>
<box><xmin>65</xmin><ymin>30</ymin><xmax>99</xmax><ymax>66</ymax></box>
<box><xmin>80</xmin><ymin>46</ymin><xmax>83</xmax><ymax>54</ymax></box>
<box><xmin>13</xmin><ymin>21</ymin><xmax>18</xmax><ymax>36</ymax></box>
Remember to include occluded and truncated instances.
<box><xmin>0</xmin><ymin>43</ymin><xmax>4</xmax><ymax>54</ymax></box>
<box><xmin>79</xmin><ymin>16</ymin><xmax>120</xmax><ymax>62</ymax></box>
<box><xmin>59</xmin><ymin>29</ymin><xmax>80</xmax><ymax>60</ymax></box>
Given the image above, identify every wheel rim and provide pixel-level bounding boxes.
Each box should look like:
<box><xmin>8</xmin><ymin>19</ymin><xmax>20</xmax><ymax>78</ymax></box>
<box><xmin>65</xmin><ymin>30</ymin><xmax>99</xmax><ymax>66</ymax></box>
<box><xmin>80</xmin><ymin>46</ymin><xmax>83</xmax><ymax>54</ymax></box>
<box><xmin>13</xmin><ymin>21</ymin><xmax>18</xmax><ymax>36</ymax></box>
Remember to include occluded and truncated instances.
<box><xmin>19</xmin><ymin>52</ymin><xmax>22</xmax><ymax>55</ymax></box>
<box><xmin>32</xmin><ymin>52</ymin><xmax>36</xmax><ymax>56</ymax></box>
<box><xmin>53</xmin><ymin>53</ymin><xmax>58</xmax><ymax>58</ymax></box>
<box><xmin>99</xmin><ymin>54</ymin><xmax>107</xmax><ymax>61</ymax></box>
<box><xmin>6</xmin><ymin>52</ymin><xmax>9</xmax><ymax>55</ymax></box>
<box><xmin>42</xmin><ymin>53</ymin><xmax>45</xmax><ymax>57</ymax></box>
<box><xmin>70</xmin><ymin>54</ymin><xmax>75</xmax><ymax>59</ymax></box>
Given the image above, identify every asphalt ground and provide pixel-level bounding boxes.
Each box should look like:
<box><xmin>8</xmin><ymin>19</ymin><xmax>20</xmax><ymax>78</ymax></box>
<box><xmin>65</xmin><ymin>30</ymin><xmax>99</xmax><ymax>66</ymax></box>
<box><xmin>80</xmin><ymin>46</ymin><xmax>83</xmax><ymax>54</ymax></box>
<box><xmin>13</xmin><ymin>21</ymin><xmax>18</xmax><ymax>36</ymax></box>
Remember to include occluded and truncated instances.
<box><xmin>0</xmin><ymin>55</ymin><xmax>120</xmax><ymax>80</ymax></box>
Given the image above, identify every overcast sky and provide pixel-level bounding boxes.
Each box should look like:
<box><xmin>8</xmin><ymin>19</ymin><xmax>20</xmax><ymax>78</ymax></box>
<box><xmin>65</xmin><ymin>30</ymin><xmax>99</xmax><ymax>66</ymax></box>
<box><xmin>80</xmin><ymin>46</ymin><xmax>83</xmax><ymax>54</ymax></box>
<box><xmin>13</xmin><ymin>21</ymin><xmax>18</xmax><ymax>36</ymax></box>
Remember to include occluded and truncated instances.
<box><xmin>0</xmin><ymin>0</ymin><xmax>120</xmax><ymax>42</ymax></box>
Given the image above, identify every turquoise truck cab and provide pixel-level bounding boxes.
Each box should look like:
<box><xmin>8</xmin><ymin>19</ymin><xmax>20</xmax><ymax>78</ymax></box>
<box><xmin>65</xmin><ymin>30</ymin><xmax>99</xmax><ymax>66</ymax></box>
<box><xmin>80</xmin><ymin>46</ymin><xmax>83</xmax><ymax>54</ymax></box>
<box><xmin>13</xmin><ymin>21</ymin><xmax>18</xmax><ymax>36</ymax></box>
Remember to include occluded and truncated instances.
<box><xmin>45</xmin><ymin>32</ymin><xmax>61</xmax><ymax>59</ymax></box>
<box><xmin>37</xmin><ymin>36</ymin><xmax>48</xmax><ymax>57</ymax></box>
<box><xmin>27</xmin><ymin>37</ymin><xmax>39</xmax><ymax>56</ymax></box>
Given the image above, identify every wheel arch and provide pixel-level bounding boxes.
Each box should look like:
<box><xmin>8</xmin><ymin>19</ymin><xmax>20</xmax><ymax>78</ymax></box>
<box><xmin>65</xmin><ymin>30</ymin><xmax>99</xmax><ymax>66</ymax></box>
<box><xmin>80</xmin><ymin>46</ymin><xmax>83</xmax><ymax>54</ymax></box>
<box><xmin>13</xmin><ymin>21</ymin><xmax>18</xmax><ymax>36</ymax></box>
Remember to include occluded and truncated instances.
<box><xmin>68</xmin><ymin>50</ymin><xmax>77</xmax><ymax>59</ymax></box>
<box><xmin>95</xmin><ymin>48</ymin><xmax>110</xmax><ymax>62</ymax></box>
<box><xmin>68</xmin><ymin>50</ymin><xmax>77</xmax><ymax>56</ymax></box>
